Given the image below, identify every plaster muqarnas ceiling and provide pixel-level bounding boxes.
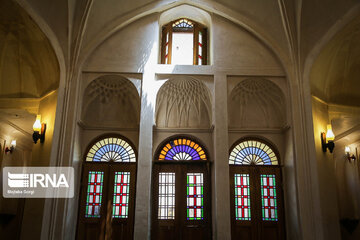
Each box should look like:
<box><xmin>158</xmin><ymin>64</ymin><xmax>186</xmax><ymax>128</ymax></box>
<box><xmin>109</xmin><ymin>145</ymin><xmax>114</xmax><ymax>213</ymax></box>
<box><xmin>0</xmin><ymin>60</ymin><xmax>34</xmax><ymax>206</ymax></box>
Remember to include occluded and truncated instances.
<box><xmin>0</xmin><ymin>0</ymin><xmax>59</xmax><ymax>98</ymax></box>
<box><xmin>310</xmin><ymin>15</ymin><xmax>360</xmax><ymax>107</ymax></box>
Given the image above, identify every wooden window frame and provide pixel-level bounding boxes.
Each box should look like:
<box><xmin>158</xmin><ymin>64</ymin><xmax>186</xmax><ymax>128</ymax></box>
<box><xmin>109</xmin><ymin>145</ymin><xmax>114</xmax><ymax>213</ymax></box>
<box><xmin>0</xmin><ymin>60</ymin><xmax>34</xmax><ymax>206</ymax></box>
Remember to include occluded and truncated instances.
<box><xmin>161</xmin><ymin>18</ymin><xmax>208</xmax><ymax>65</ymax></box>
<box><xmin>76</xmin><ymin>135</ymin><xmax>138</xmax><ymax>240</ymax></box>
<box><xmin>228</xmin><ymin>138</ymin><xmax>286</xmax><ymax>240</ymax></box>
<box><xmin>151</xmin><ymin>135</ymin><xmax>212</xmax><ymax>239</ymax></box>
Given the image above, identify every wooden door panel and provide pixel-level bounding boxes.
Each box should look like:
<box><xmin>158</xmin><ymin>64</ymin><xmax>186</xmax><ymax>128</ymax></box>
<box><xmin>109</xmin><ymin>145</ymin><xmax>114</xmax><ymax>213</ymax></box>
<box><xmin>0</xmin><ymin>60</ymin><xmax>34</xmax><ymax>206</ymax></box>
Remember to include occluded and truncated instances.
<box><xmin>230</xmin><ymin>166</ymin><xmax>285</xmax><ymax>240</ymax></box>
<box><xmin>108</xmin><ymin>164</ymin><xmax>136</xmax><ymax>240</ymax></box>
<box><xmin>77</xmin><ymin>163</ymin><xmax>136</xmax><ymax>240</ymax></box>
<box><xmin>152</xmin><ymin>163</ymin><xmax>211</xmax><ymax>240</ymax></box>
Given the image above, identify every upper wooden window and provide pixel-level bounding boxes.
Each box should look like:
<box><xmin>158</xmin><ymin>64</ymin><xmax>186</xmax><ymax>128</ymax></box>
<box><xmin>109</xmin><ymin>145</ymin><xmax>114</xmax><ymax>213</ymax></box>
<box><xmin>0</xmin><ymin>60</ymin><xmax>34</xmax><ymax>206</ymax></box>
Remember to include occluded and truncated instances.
<box><xmin>161</xmin><ymin>18</ymin><xmax>208</xmax><ymax>65</ymax></box>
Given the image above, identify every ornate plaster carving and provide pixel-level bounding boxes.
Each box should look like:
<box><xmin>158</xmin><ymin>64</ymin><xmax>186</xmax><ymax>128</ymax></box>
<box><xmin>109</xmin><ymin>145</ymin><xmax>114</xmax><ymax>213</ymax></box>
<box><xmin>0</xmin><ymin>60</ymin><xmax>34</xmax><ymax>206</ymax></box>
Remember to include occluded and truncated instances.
<box><xmin>81</xmin><ymin>75</ymin><xmax>140</xmax><ymax>128</ymax></box>
<box><xmin>229</xmin><ymin>78</ymin><xmax>286</xmax><ymax>128</ymax></box>
<box><xmin>156</xmin><ymin>76</ymin><xmax>211</xmax><ymax>128</ymax></box>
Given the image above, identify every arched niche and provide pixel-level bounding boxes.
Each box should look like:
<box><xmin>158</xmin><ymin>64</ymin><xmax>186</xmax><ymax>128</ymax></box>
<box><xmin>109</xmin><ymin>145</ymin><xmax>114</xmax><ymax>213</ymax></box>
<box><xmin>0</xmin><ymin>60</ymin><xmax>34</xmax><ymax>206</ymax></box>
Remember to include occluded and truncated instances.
<box><xmin>159</xmin><ymin>5</ymin><xmax>211</xmax><ymax>28</ymax></box>
<box><xmin>310</xmin><ymin>15</ymin><xmax>360</xmax><ymax>107</ymax></box>
<box><xmin>0</xmin><ymin>0</ymin><xmax>59</xmax><ymax>98</ymax></box>
<box><xmin>229</xmin><ymin>78</ymin><xmax>286</xmax><ymax>128</ymax></box>
<box><xmin>81</xmin><ymin>75</ymin><xmax>140</xmax><ymax>128</ymax></box>
<box><xmin>155</xmin><ymin>76</ymin><xmax>212</xmax><ymax>128</ymax></box>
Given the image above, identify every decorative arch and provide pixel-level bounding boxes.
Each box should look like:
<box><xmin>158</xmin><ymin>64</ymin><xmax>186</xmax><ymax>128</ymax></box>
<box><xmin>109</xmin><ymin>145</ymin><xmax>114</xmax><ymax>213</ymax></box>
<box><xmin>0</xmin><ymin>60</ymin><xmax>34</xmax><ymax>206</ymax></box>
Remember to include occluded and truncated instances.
<box><xmin>85</xmin><ymin>136</ymin><xmax>136</xmax><ymax>162</ymax></box>
<box><xmin>81</xmin><ymin>75</ymin><xmax>140</xmax><ymax>127</ymax></box>
<box><xmin>157</xmin><ymin>136</ymin><xmax>208</xmax><ymax>161</ymax></box>
<box><xmin>152</xmin><ymin>135</ymin><xmax>212</xmax><ymax>238</ymax></box>
<box><xmin>229</xmin><ymin>78</ymin><xmax>286</xmax><ymax>128</ymax></box>
<box><xmin>155</xmin><ymin>76</ymin><xmax>212</xmax><ymax>128</ymax></box>
<box><xmin>229</xmin><ymin>138</ymin><xmax>279</xmax><ymax>165</ymax></box>
<box><xmin>78</xmin><ymin>134</ymin><xmax>137</xmax><ymax>239</ymax></box>
<box><xmin>82</xmin><ymin>2</ymin><xmax>287</xmax><ymax>75</ymax></box>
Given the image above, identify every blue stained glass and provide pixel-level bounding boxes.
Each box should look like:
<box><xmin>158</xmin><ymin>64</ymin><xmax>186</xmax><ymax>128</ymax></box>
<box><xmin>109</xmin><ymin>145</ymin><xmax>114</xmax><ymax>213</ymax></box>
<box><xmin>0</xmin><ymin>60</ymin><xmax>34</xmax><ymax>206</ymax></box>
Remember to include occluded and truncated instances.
<box><xmin>86</xmin><ymin>138</ymin><xmax>136</xmax><ymax>162</ymax></box>
<box><xmin>158</xmin><ymin>138</ymin><xmax>207</xmax><ymax>161</ymax></box>
<box><xmin>229</xmin><ymin>140</ymin><xmax>278</xmax><ymax>165</ymax></box>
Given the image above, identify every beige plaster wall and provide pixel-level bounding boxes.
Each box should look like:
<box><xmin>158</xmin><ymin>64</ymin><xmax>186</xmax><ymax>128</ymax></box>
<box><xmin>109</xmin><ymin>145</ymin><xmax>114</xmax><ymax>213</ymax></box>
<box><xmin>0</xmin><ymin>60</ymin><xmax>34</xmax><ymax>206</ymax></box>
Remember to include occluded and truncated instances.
<box><xmin>20</xmin><ymin>90</ymin><xmax>58</xmax><ymax>240</ymax></box>
<box><xmin>311</xmin><ymin>97</ymin><xmax>341</xmax><ymax>240</ymax></box>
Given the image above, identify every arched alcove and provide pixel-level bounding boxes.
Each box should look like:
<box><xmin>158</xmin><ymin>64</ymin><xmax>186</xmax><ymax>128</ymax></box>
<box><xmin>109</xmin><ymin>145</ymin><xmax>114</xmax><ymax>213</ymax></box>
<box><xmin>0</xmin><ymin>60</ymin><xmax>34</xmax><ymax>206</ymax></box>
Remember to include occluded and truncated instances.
<box><xmin>155</xmin><ymin>76</ymin><xmax>212</xmax><ymax>128</ymax></box>
<box><xmin>81</xmin><ymin>75</ymin><xmax>140</xmax><ymax>128</ymax></box>
<box><xmin>0</xmin><ymin>0</ymin><xmax>59</xmax><ymax>98</ymax></box>
<box><xmin>229</xmin><ymin>78</ymin><xmax>286</xmax><ymax>128</ymax></box>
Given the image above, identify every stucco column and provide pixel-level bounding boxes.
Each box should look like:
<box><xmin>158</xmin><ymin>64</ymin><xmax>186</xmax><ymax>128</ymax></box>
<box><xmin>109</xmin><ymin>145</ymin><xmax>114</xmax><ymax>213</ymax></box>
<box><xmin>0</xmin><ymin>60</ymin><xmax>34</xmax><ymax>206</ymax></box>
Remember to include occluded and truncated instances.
<box><xmin>134</xmin><ymin>70</ymin><xmax>156</xmax><ymax>240</ymax></box>
<box><xmin>213</xmin><ymin>72</ymin><xmax>231</xmax><ymax>239</ymax></box>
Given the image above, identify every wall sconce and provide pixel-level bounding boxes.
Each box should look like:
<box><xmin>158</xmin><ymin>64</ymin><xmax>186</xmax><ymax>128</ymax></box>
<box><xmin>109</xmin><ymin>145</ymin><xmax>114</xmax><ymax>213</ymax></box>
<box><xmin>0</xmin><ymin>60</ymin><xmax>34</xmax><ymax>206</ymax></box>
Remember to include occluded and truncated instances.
<box><xmin>5</xmin><ymin>140</ymin><xmax>16</xmax><ymax>154</ymax></box>
<box><xmin>345</xmin><ymin>146</ymin><xmax>356</xmax><ymax>162</ymax></box>
<box><xmin>33</xmin><ymin>115</ymin><xmax>46</xmax><ymax>144</ymax></box>
<box><xmin>321</xmin><ymin>124</ymin><xmax>335</xmax><ymax>153</ymax></box>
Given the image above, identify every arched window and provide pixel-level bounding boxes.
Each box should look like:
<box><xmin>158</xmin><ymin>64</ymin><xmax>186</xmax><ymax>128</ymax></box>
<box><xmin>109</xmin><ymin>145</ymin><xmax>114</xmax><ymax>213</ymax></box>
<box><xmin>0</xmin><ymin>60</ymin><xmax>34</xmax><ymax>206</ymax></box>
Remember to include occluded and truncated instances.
<box><xmin>77</xmin><ymin>136</ymin><xmax>137</xmax><ymax>240</ymax></box>
<box><xmin>161</xmin><ymin>18</ymin><xmax>208</xmax><ymax>65</ymax></box>
<box><xmin>229</xmin><ymin>139</ymin><xmax>285</xmax><ymax>240</ymax></box>
<box><xmin>152</xmin><ymin>136</ymin><xmax>211</xmax><ymax>239</ymax></box>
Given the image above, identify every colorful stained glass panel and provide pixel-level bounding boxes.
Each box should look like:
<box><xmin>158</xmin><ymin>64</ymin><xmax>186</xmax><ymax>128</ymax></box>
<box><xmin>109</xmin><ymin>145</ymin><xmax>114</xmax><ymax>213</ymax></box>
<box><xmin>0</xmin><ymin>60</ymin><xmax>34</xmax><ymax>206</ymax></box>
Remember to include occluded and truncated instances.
<box><xmin>172</xmin><ymin>18</ymin><xmax>194</xmax><ymax>29</ymax></box>
<box><xmin>187</xmin><ymin>173</ymin><xmax>204</xmax><ymax>220</ymax></box>
<box><xmin>85</xmin><ymin>171</ymin><xmax>104</xmax><ymax>218</ymax></box>
<box><xmin>86</xmin><ymin>137</ymin><xmax>136</xmax><ymax>162</ymax></box>
<box><xmin>158</xmin><ymin>172</ymin><xmax>175</xmax><ymax>219</ymax></box>
<box><xmin>229</xmin><ymin>140</ymin><xmax>278</xmax><ymax>165</ymax></box>
<box><xmin>158</xmin><ymin>138</ymin><xmax>207</xmax><ymax>161</ymax></box>
<box><xmin>198</xmin><ymin>31</ymin><xmax>203</xmax><ymax>65</ymax></box>
<box><xmin>112</xmin><ymin>172</ymin><xmax>130</xmax><ymax>218</ymax></box>
<box><xmin>261</xmin><ymin>174</ymin><xmax>278</xmax><ymax>221</ymax></box>
<box><xmin>234</xmin><ymin>174</ymin><xmax>251</xmax><ymax>220</ymax></box>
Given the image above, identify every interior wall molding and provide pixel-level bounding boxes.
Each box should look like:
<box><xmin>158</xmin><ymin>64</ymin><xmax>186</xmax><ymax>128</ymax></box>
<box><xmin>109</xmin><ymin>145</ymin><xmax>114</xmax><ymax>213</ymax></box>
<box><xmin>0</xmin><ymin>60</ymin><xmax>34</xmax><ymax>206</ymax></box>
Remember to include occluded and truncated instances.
<box><xmin>228</xmin><ymin>125</ymin><xmax>290</xmax><ymax>134</ymax></box>
<box><xmin>154</xmin><ymin>126</ymin><xmax>214</xmax><ymax>133</ymax></box>
<box><xmin>77</xmin><ymin>121</ymin><xmax>139</xmax><ymax>131</ymax></box>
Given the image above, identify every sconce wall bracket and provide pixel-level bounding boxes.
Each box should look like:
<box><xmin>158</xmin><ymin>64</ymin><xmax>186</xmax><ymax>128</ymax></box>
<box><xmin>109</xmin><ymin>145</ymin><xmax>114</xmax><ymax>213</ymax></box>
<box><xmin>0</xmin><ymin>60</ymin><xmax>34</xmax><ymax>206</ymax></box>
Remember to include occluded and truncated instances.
<box><xmin>321</xmin><ymin>132</ymin><xmax>335</xmax><ymax>153</ymax></box>
<box><xmin>33</xmin><ymin>123</ymin><xmax>46</xmax><ymax>144</ymax></box>
<box><xmin>5</xmin><ymin>146</ymin><xmax>14</xmax><ymax>154</ymax></box>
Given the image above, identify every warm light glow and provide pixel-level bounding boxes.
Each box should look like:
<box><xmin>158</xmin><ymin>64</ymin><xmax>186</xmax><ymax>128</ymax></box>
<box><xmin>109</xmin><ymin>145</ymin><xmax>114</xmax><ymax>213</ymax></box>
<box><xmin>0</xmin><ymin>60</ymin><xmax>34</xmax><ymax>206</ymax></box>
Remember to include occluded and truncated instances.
<box><xmin>326</xmin><ymin>124</ymin><xmax>335</xmax><ymax>141</ymax></box>
<box><xmin>33</xmin><ymin>115</ymin><xmax>42</xmax><ymax>132</ymax></box>
<box><xmin>345</xmin><ymin>146</ymin><xmax>351</xmax><ymax>154</ymax></box>
<box><xmin>10</xmin><ymin>140</ymin><xmax>16</xmax><ymax>147</ymax></box>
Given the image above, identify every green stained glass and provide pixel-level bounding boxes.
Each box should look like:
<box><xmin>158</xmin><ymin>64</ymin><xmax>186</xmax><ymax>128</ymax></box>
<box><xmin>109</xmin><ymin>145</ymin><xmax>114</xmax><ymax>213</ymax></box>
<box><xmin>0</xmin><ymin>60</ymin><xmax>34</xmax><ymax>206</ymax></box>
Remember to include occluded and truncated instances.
<box><xmin>234</xmin><ymin>174</ymin><xmax>251</xmax><ymax>220</ymax></box>
<box><xmin>112</xmin><ymin>172</ymin><xmax>130</xmax><ymax>218</ymax></box>
<box><xmin>85</xmin><ymin>171</ymin><xmax>104</xmax><ymax>218</ymax></box>
<box><xmin>260</xmin><ymin>174</ymin><xmax>278</xmax><ymax>221</ymax></box>
<box><xmin>186</xmin><ymin>173</ymin><xmax>204</xmax><ymax>220</ymax></box>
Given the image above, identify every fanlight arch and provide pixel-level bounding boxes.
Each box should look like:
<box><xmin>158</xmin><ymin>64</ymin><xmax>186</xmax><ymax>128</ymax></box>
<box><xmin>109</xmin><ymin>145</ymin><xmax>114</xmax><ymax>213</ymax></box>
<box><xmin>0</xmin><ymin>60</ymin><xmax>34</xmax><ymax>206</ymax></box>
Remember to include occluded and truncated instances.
<box><xmin>229</xmin><ymin>139</ymin><xmax>278</xmax><ymax>165</ymax></box>
<box><xmin>86</xmin><ymin>137</ymin><xmax>136</xmax><ymax>162</ymax></box>
<box><xmin>157</xmin><ymin>137</ymin><xmax>207</xmax><ymax>161</ymax></box>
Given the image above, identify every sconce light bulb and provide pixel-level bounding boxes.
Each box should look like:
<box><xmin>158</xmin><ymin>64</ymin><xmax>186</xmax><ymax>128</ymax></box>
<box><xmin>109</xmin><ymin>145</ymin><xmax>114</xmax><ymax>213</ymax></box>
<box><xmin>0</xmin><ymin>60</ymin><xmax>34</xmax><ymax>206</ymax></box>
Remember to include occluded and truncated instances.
<box><xmin>326</xmin><ymin>124</ymin><xmax>335</xmax><ymax>141</ymax></box>
<box><xmin>10</xmin><ymin>140</ymin><xmax>16</xmax><ymax>147</ymax></box>
<box><xmin>33</xmin><ymin>115</ymin><xmax>42</xmax><ymax>132</ymax></box>
<box><xmin>345</xmin><ymin>146</ymin><xmax>351</xmax><ymax>154</ymax></box>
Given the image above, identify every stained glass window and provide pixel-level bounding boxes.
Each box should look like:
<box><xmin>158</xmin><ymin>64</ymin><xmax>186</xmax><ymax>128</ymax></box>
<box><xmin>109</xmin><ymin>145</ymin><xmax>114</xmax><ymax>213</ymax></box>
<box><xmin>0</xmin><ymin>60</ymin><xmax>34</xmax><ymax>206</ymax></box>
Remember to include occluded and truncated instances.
<box><xmin>85</xmin><ymin>171</ymin><xmax>104</xmax><ymax>218</ymax></box>
<box><xmin>86</xmin><ymin>137</ymin><xmax>136</xmax><ymax>162</ymax></box>
<box><xmin>165</xmin><ymin>32</ymin><xmax>169</xmax><ymax>64</ymax></box>
<box><xmin>158</xmin><ymin>138</ymin><xmax>207</xmax><ymax>161</ymax></box>
<box><xmin>198</xmin><ymin>31</ymin><xmax>203</xmax><ymax>65</ymax></box>
<box><xmin>172</xmin><ymin>18</ymin><xmax>194</xmax><ymax>29</ymax></box>
<box><xmin>260</xmin><ymin>174</ymin><xmax>278</xmax><ymax>221</ymax></box>
<box><xmin>112</xmin><ymin>172</ymin><xmax>130</xmax><ymax>218</ymax></box>
<box><xmin>229</xmin><ymin>140</ymin><xmax>278</xmax><ymax>165</ymax></box>
<box><xmin>158</xmin><ymin>172</ymin><xmax>176</xmax><ymax>219</ymax></box>
<box><xmin>234</xmin><ymin>174</ymin><xmax>251</xmax><ymax>221</ymax></box>
<box><xmin>187</xmin><ymin>173</ymin><xmax>204</xmax><ymax>220</ymax></box>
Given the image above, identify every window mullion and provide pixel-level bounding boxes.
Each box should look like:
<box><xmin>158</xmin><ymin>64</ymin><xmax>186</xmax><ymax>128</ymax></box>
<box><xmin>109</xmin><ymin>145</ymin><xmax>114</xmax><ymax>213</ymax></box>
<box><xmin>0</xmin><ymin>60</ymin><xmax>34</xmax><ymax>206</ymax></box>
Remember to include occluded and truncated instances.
<box><xmin>193</xmin><ymin>25</ymin><xmax>199</xmax><ymax>65</ymax></box>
